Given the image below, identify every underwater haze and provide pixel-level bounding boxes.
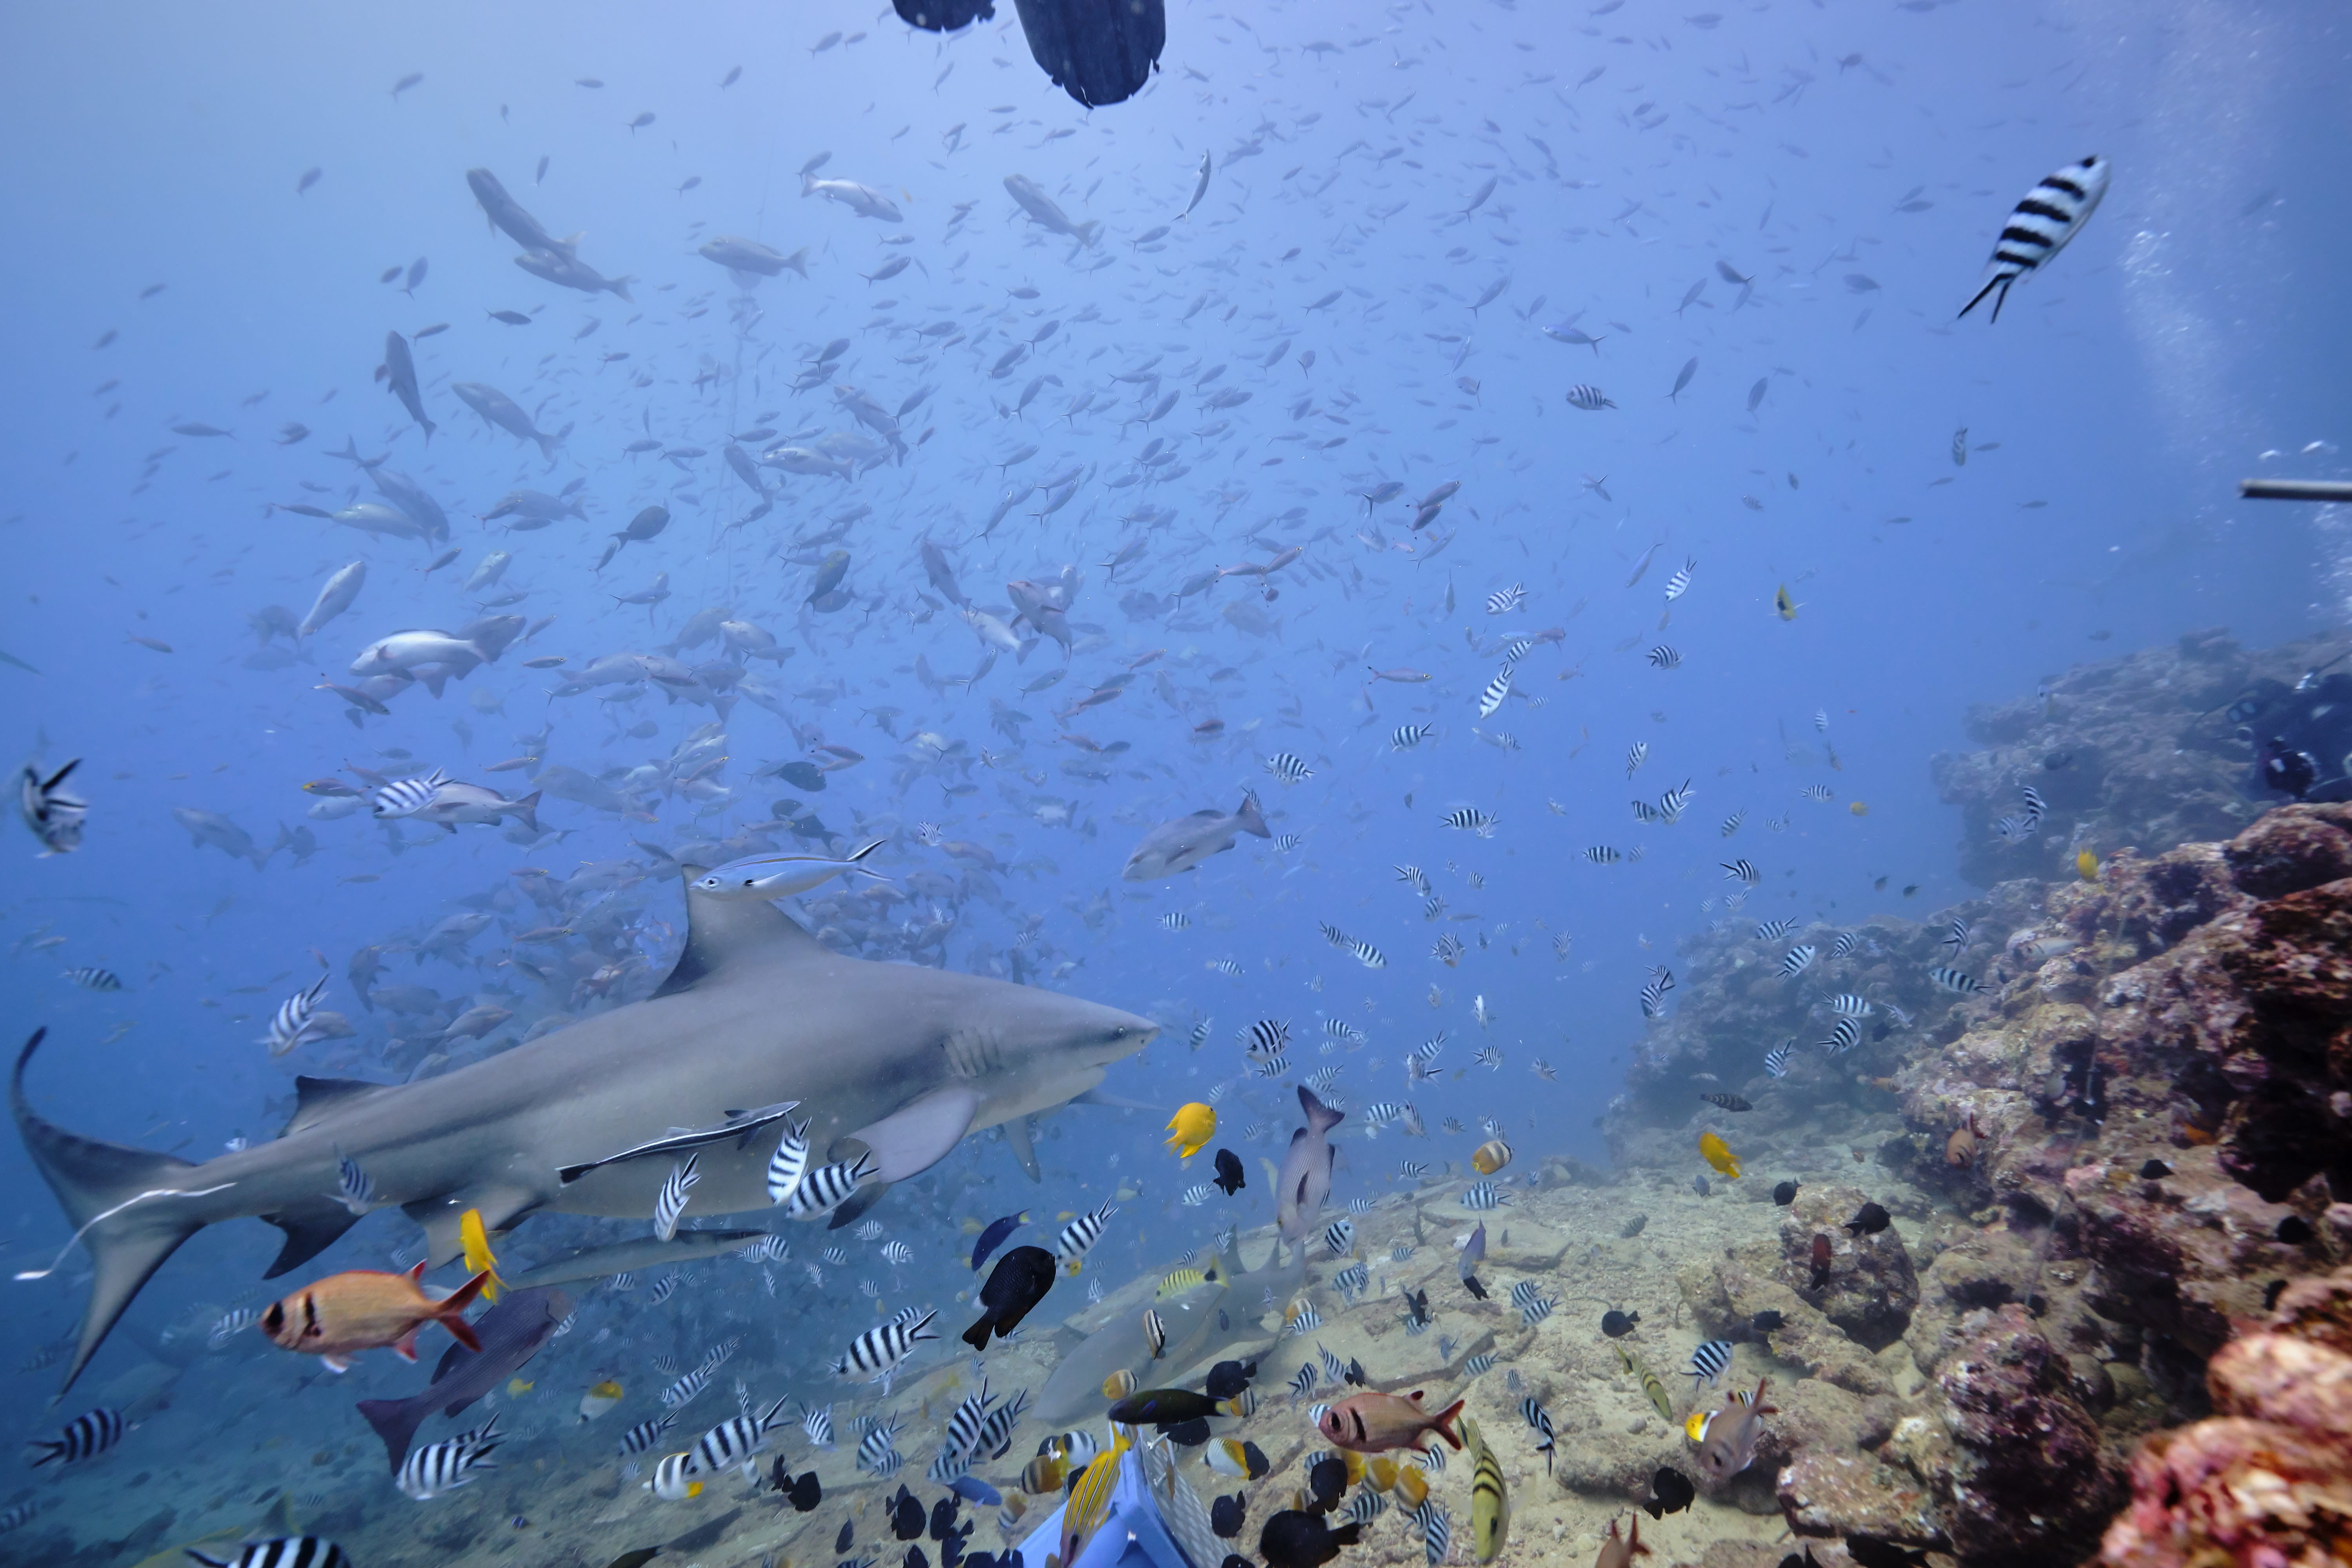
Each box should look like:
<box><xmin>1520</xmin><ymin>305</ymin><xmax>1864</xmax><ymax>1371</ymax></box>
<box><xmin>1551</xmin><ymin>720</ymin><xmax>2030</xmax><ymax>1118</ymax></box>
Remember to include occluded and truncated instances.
<box><xmin>2</xmin><ymin>0</ymin><xmax>2349</xmax><ymax>1565</ymax></box>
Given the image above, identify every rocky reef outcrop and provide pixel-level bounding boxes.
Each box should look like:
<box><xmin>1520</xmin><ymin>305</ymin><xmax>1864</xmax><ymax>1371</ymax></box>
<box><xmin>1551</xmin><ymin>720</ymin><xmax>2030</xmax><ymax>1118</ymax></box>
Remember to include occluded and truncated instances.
<box><xmin>1601</xmin><ymin>633</ymin><xmax>2352</xmax><ymax>1568</ymax></box>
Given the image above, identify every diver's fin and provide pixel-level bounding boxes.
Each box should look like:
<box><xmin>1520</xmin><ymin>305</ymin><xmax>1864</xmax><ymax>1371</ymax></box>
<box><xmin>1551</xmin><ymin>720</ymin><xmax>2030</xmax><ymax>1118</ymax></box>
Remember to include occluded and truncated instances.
<box><xmin>1005</xmin><ymin>1114</ymin><xmax>1042</xmax><ymax>1181</ymax></box>
<box><xmin>11</xmin><ymin>1029</ymin><xmax>212</xmax><ymax>1396</ymax></box>
<box><xmin>654</xmin><ymin>864</ymin><xmax>833</xmax><ymax>998</ymax></box>
<box><xmin>282</xmin><ymin>1074</ymin><xmax>395</xmax><ymax>1137</ymax></box>
<box><xmin>826</xmin><ymin>1180</ymin><xmax>892</xmax><ymax>1230</ymax></box>
<box><xmin>260</xmin><ymin>1196</ymin><xmax>363</xmax><ymax>1278</ymax></box>
<box><xmin>844</xmin><ymin>1087</ymin><xmax>981</xmax><ymax>1183</ymax></box>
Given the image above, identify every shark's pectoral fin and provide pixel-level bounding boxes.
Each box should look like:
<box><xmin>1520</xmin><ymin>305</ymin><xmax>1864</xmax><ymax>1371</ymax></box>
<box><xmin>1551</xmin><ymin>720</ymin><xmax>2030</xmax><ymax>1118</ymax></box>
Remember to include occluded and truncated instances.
<box><xmin>842</xmin><ymin>1087</ymin><xmax>982</xmax><ymax>1184</ymax></box>
<box><xmin>1071</xmin><ymin>1087</ymin><xmax>1160</xmax><ymax>1112</ymax></box>
<box><xmin>261</xmin><ymin>1197</ymin><xmax>363</xmax><ymax>1278</ymax></box>
<box><xmin>826</xmin><ymin>1181</ymin><xmax>893</xmax><ymax>1230</ymax></box>
<box><xmin>1005</xmin><ymin>1114</ymin><xmax>1042</xmax><ymax>1181</ymax></box>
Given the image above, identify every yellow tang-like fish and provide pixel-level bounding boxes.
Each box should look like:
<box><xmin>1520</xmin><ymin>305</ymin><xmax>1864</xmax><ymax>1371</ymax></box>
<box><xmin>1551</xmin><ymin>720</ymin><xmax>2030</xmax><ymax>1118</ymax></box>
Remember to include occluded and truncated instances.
<box><xmin>2077</xmin><ymin>848</ymin><xmax>2100</xmax><ymax>881</ymax></box>
<box><xmin>1164</xmin><ymin>1102</ymin><xmax>1217</xmax><ymax>1160</ymax></box>
<box><xmin>1698</xmin><ymin>1131</ymin><xmax>1741</xmax><ymax>1179</ymax></box>
<box><xmin>459</xmin><ymin>1207</ymin><xmax>504</xmax><ymax>1303</ymax></box>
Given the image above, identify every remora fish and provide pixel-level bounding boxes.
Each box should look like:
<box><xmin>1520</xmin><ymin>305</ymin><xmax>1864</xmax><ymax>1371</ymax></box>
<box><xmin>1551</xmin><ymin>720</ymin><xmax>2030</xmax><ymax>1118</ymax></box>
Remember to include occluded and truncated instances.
<box><xmin>1122</xmin><ymin>795</ymin><xmax>1271</xmax><ymax>880</ymax></box>
<box><xmin>353</xmin><ymin>1285</ymin><xmax>570</xmax><ymax>1472</ymax></box>
<box><xmin>690</xmin><ymin>840</ymin><xmax>887</xmax><ymax>899</ymax></box>
<box><xmin>504</xmin><ymin>1231</ymin><xmax>768</xmax><ymax>1289</ymax></box>
<box><xmin>11</xmin><ymin>869</ymin><xmax>1159</xmax><ymax>1392</ymax></box>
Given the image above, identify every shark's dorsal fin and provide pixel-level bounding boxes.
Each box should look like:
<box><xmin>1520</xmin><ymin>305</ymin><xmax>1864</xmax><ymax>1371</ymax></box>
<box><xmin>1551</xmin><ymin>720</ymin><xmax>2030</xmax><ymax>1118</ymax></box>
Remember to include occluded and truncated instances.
<box><xmin>283</xmin><ymin>1075</ymin><xmax>395</xmax><ymax>1138</ymax></box>
<box><xmin>653</xmin><ymin>865</ymin><xmax>834</xmax><ymax>998</ymax></box>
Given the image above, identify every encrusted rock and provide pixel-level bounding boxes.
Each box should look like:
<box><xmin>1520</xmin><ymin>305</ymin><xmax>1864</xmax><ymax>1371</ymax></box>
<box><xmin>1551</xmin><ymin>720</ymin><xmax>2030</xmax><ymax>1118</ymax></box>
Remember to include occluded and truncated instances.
<box><xmin>1935</xmin><ymin>1304</ymin><xmax>2125</xmax><ymax>1566</ymax></box>
<box><xmin>2222</xmin><ymin>800</ymin><xmax>2352</xmax><ymax>900</ymax></box>
<box><xmin>1780</xmin><ymin>1184</ymin><xmax>1918</xmax><ymax>1352</ymax></box>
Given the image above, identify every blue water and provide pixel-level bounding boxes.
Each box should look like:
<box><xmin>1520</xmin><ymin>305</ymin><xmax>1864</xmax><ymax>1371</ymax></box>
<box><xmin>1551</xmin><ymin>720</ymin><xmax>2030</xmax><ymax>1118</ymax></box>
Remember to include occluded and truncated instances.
<box><xmin>2</xmin><ymin>0</ymin><xmax>2346</xmax><ymax>1552</ymax></box>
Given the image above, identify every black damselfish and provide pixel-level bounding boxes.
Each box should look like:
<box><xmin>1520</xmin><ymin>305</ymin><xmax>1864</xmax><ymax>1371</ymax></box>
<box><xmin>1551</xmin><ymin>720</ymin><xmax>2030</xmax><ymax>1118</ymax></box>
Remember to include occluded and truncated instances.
<box><xmin>1212</xmin><ymin>1148</ymin><xmax>1246</xmax><ymax>1195</ymax></box>
<box><xmin>962</xmin><ymin>1245</ymin><xmax>1056</xmax><ymax>1349</ymax></box>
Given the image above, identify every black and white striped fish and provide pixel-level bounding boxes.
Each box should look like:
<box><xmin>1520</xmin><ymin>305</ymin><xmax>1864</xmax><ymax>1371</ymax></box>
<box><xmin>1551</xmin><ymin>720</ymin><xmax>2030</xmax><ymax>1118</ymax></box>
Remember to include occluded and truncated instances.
<box><xmin>1321</xmin><ymin>1218</ymin><xmax>1356</xmax><ymax>1256</ymax></box>
<box><xmin>1484</xmin><ymin>584</ymin><xmax>1527</xmax><ymax>617</ymax></box>
<box><xmin>1343</xmin><ymin>1490</ymin><xmax>1387</xmax><ymax>1526</ymax></box>
<box><xmin>1662</xmin><ymin>558</ymin><xmax>1696</xmax><ymax>601</ymax></box>
<box><xmin>2020</xmin><ymin>784</ymin><xmax>2047</xmax><ymax>828</ymax></box>
<box><xmin>1441</xmin><ymin>806</ymin><xmax>1496</xmax><ymax>837</ymax></box>
<box><xmin>1325</xmin><ymin>1019</ymin><xmax>1365</xmax><ymax>1046</ymax></box>
<box><xmin>938</xmin><ymin>1379</ymin><xmax>996</xmax><ymax>1471</ymax></box>
<box><xmin>1390</xmin><ymin>722</ymin><xmax>1434</xmax><ymax>751</ymax></box>
<box><xmin>1826</xmin><ymin>993</ymin><xmax>1873</xmax><ymax>1017</ymax></box>
<box><xmin>261</xmin><ymin>974</ymin><xmax>329</xmax><ymax>1055</ymax></box>
<box><xmin>608</xmin><ymin>1271</ymin><xmax>637</xmax><ymax>1293</ymax></box>
<box><xmin>1519</xmin><ymin>1395</ymin><xmax>1557</xmax><ymax>1472</ymax></box>
<box><xmin>783</xmin><ymin>1152</ymin><xmax>877</xmax><ymax>1220</ymax></box>
<box><xmin>186</xmin><ymin>1539</ymin><xmax>352</xmax><ymax>1568</ymax></box>
<box><xmin>208</xmin><ymin>1305</ymin><xmax>260</xmax><ymax>1347</ymax></box>
<box><xmin>1563</xmin><ymin>383</ymin><xmax>1616</xmax><ymax>411</ymax></box>
<box><xmin>1158</xmin><ymin>912</ymin><xmax>1190</xmax><ymax>932</ymax></box>
<box><xmin>1780</xmin><ymin>945</ymin><xmax>1818</xmax><ymax>978</ymax></box>
<box><xmin>1831</xmin><ymin>932</ymin><xmax>1862</xmax><ymax>960</ymax></box>
<box><xmin>397</xmin><ymin>1416</ymin><xmax>501</xmax><ymax>1499</ymax></box>
<box><xmin>1461</xmin><ymin>1180</ymin><xmax>1506</xmax><ymax>1210</ymax></box>
<box><xmin>1764</xmin><ymin>1042</ymin><xmax>1793</xmax><ymax>1078</ymax></box>
<box><xmin>619</xmin><ymin>1414</ymin><xmax>676</xmax><ymax>1455</ymax></box>
<box><xmin>27</xmin><ymin>1408</ymin><xmax>125</xmax><ymax>1467</ymax></box>
<box><xmin>661</xmin><ymin>1366</ymin><xmax>715</xmax><ymax>1410</ymax></box>
<box><xmin>1584</xmin><ymin>844</ymin><xmax>1622</xmax><ymax>865</ymax></box>
<box><xmin>1053</xmin><ymin>1203</ymin><xmax>1118</xmax><ymax>1268</ymax></box>
<box><xmin>1412</xmin><ymin>1500</ymin><xmax>1453</xmax><ymax>1567</ymax></box>
<box><xmin>1822</xmin><ymin>1017</ymin><xmax>1862</xmax><ymax>1054</ymax></box>
<box><xmin>1459</xmin><ymin>1353</ymin><xmax>1494</xmax><ymax>1377</ymax></box>
<box><xmin>800</xmin><ymin>1404</ymin><xmax>834</xmax><ymax>1449</ymax></box>
<box><xmin>330</xmin><ymin>1151</ymin><xmax>375</xmax><ymax>1215</ymax></box>
<box><xmin>370</xmin><ymin>767</ymin><xmax>450</xmax><ymax>820</ymax></box>
<box><xmin>1626</xmin><ymin>741</ymin><xmax>1648</xmax><ymax>777</ymax></box>
<box><xmin>856</xmin><ymin>1418</ymin><xmax>905</xmax><ymax>1476</ymax></box>
<box><xmin>1799</xmin><ymin>784</ymin><xmax>1834</xmax><ymax>801</ymax></box>
<box><xmin>1288</xmin><ymin>1363</ymin><xmax>1317</xmax><ymax>1399</ymax></box>
<box><xmin>1243</xmin><ymin>1018</ymin><xmax>1290</xmax><ymax>1056</ymax></box>
<box><xmin>1959</xmin><ymin>156</ymin><xmax>2110</xmax><ymax>322</ymax></box>
<box><xmin>1476</xmin><ymin>665</ymin><xmax>1512</xmax><ymax>717</ymax></box>
<box><xmin>1395</xmin><ymin>863</ymin><xmax>1430</xmax><ymax>893</ymax></box>
<box><xmin>1287</xmin><ymin>1302</ymin><xmax>1323</xmax><ymax>1336</ymax></box>
<box><xmin>647</xmin><ymin>1274</ymin><xmax>680</xmax><ymax>1307</ymax></box>
<box><xmin>690</xmin><ymin>1397</ymin><xmax>789</xmax><ymax>1475</ymax></box>
<box><xmin>835</xmin><ymin>1310</ymin><xmax>938</xmax><ymax>1388</ymax></box>
<box><xmin>1249</xmin><ymin>1054</ymin><xmax>1291</xmax><ymax>1079</ymax></box>
<box><xmin>970</xmin><ymin>1388</ymin><xmax>1029</xmax><ymax>1461</ymax></box>
<box><xmin>1318</xmin><ymin>921</ymin><xmax>1352</xmax><ymax>948</ymax></box>
<box><xmin>1646</xmin><ymin>644</ymin><xmax>1682</xmax><ymax>669</ymax></box>
<box><xmin>1942</xmin><ymin>917</ymin><xmax>1971</xmax><ymax>955</ymax></box>
<box><xmin>1930</xmin><ymin>966</ymin><xmax>1984</xmax><ymax>995</ymax></box>
<box><xmin>1333</xmin><ymin>1261</ymin><xmax>1370</xmax><ymax>1300</ymax></box>
<box><xmin>1659</xmin><ymin>780</ymin><xmax>1693</xmax><ymax>822</ymax></box>
<box><xmin>62</xmin><ymin>966</ymin><xmax>123</xmax><ymax>991</ymax></box>
<box><xmin>1629</xmin><ymin>798</ymin><xmax>1659</xmax><ymax>826</ymax></box>
<box><xmin>652</xmin><ymin>1153</ymin><xmax>700</xmax><ymax>1243</ymax></box>
<box><xmin>1264</xmin><ymin>751</ymin><xmax>1313</xmax><ymax>783</ymax></box>
<box><xmin>1722</xmin><ymin>858</ymin><xmax>1760</xmax><ymax>884</ymax></box>
<box><xmin>1754</xmin><ymin>918</ymin><xmax>1795</xmax><ymax>939</ymax></box>
<box><xmin>1350</xmin><ymin>939</ymin><xmax>1386</xmax><ymax>969</ymax></box>
<box><xmin>1638</xmin><ymin>975</ymin><xmax>1671</xmax><ymax>1020</ymax></box>
<box><xmin>764</xmin><ymin>1119</ymin><xmax>813</xmax><ymax>1206</ymax></box>
<box><xmin>1686</xmin><ymin>1339</ymin><xmax>1733</xmax><ymax>1387</ymax></box>
<box><xmin>1721</xmin><ymin>808</ymin><xmax>1745</xmax><ymax>837</ymax></box>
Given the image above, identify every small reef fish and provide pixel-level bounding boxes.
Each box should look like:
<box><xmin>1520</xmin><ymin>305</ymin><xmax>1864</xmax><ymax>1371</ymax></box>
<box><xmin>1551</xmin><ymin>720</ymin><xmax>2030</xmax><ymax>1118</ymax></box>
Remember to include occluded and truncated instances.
<box><xmin>1698</xmin><ymin>1131</ymin><xmax>1741</xmax><ymax>1178</ymax></box>
<box><xmin>1317</xmin><ymin>1390</ymin><xmax>1466</xmax><ymax>1454</ymax></box>
<box><xmin>263</xmin><ymin>1262</ymin><xmax>490</xmax><ymax>1370</ymax></box>
<box><xmin>1165</xmin><ymin>1102</ymin><xmax>1216</xmax><ymax>1158</ymax></box>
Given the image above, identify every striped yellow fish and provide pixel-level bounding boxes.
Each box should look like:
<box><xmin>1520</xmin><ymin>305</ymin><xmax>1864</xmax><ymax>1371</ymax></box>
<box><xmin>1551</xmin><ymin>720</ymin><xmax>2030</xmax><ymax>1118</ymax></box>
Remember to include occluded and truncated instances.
<box><xmin>1641</xmin><ymin>1363</ymin><xmax>1675</xmax><ymax>1423</ymax></box>
<box><xmin>1058</xmin><ymin>1434</ymin><xmax>1132</xmax><ymax>1568</ymax></box>
<box><xmin>459</xmin><ymin>1207</ymin><xmax>503</xmax><ymax>1303</ymax></box>
<box><xmin>1463</xmin><ymin>1416</ymin><xmax>1509</xmax><ymax>1562</ymax></box>
<box><xmin>1155</xmin><ymin>1263</ymin><xmax>1221</xmax><ymax>1298</ymax></box>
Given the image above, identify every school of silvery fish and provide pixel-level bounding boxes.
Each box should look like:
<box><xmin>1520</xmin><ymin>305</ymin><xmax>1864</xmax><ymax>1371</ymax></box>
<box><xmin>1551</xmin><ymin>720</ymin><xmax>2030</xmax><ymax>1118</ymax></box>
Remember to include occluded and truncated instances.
<box><xmin>2</xmin><ymin>1</ymin><xmax>2135</xmax><ymax>1565</ymax></box>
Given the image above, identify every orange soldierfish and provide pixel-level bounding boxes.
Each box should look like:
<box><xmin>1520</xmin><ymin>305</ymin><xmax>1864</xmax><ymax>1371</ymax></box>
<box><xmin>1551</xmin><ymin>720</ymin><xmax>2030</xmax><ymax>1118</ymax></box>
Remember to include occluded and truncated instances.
<box><xmin>263</xmin><ymin>1261</ymin><xmax>490</xmax><ymax>1372</ymax></box>
<box><xmin>1317</xmin><ymin>1390</ymin><xmax>1466</xmax><ymax>1455</ymax></box>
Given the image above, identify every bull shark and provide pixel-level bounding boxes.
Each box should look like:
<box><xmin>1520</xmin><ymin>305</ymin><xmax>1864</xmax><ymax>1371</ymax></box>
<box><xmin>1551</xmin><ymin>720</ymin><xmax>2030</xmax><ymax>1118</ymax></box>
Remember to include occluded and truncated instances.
<box><xmin>13</xmin><ymin>866</ymin><xmax>1159</xmax><ymax>1393</ymax></box>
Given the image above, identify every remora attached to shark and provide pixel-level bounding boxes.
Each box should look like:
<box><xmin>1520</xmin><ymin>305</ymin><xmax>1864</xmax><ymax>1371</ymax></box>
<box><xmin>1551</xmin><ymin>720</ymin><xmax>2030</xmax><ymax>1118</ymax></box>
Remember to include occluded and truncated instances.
<box><xmin>13</xmin><ymin>866</ymin><xmax>1160</xmax><ymax>1392</ymax></box>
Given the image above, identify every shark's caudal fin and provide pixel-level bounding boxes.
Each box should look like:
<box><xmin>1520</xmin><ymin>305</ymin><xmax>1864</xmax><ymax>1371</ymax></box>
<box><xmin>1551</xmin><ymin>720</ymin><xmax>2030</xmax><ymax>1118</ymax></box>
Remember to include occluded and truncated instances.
<box><xmin>655</xmin><ymin>866</ymin><xmax>834</xmax><ymax>998</ymax></box>
<box><xmin>11</xmin><ymin>1029</ymin><xmax>219</xmax><ymax>1395</ymax></box>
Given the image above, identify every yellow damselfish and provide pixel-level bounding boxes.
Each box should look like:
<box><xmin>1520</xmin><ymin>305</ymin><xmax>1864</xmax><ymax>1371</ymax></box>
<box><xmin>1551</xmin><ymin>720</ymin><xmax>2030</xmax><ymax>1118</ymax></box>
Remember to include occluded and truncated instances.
<box><xmin>459</xmin><ymin>1207</ymin><xmax>504</xmax><ymax>1303</ymax></box>
<box><xmin>1699</xmin><ymin>1131</ymin><xmax>1741</xmax><ymax>1179</ymax></box>
<box><xmin>1164</xmin><ymin>1102</ymin><xmax>1216</xmax><ymax>1160</ymax></box>
<box><xmin>2077</xmin><ymin>848</ymin><xmax>2100</xmax><ymax>881</ymax></box>
<box><xmin>506</xmin><ymin>1377</ymin><xmax>534</xmax><ymax>1396</ymax></box>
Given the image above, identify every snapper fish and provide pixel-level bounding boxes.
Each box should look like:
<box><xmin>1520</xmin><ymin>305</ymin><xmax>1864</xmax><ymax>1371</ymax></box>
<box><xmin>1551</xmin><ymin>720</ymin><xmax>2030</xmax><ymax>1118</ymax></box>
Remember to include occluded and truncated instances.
<box><xmin>1959</xmin><ymin>156</ymin><xmax>2111</xmax><ymax>322</ymax></box>
<box><xmin>691</xmin><ymin>840</ymin><xmax>888</xmax><ymax>899</ymax></box>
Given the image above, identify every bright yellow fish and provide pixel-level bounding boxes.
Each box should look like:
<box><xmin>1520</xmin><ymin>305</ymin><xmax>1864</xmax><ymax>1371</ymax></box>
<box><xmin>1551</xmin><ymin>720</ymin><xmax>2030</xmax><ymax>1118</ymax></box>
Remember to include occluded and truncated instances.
<box><xmin>1699</xmin><ymin>1131</ymin><xmax>1741</xmax><ymax>1179</ymax></box>
<box><xmin>1775</xmin><ymin>583</ymin><xmax>1798</xmax><ymax>621</ymax></box>
<box><xmin>1164</xmin><ymin>1102</ymin><xmax>1216</xmax><ymax>1159</ymax></box>
<box><xmin>506</xmin><ymin>1377</ymin><xmax>534</xmax><ymax>1396</ymax></box>
<box><xmin>459</xmin><ymin>1207</ymin><xmax>504</xmax><ymax>1302</ymax></box>
<box><xmin>2077</xmin><ymin>849</ymin><xmax>2100</xmax><ymax>881</ymax></box>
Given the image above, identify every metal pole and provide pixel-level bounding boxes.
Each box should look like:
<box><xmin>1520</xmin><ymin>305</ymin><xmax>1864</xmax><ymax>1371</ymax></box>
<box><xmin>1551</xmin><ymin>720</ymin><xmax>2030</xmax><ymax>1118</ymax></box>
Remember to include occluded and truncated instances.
<box><xmin>2240</xmin><ymin>479</ymin><xmax>2352</xmax><ymax>502</ymax></box>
